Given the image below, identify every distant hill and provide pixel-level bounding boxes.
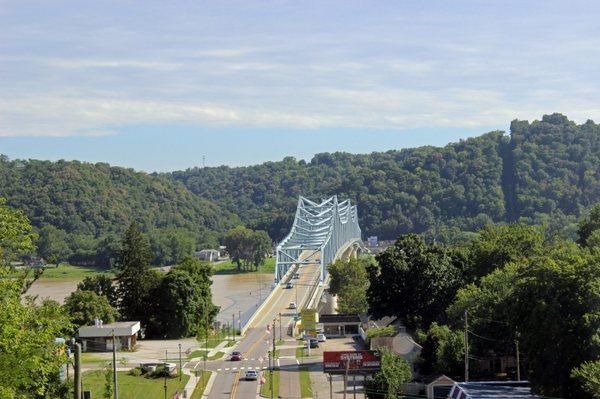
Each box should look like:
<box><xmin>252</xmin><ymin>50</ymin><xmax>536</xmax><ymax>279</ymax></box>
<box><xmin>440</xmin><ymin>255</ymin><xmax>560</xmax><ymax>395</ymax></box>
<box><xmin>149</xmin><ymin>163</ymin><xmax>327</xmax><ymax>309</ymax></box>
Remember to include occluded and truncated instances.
<box><xmin>0</xmin><ymin>158</ymin><xmax>238</xmax><ymax>266</ymax></box>
<box><xmin>170</xmin><ymin>113</ymin><xmax>600</xmax><ymax>242</ymax></box>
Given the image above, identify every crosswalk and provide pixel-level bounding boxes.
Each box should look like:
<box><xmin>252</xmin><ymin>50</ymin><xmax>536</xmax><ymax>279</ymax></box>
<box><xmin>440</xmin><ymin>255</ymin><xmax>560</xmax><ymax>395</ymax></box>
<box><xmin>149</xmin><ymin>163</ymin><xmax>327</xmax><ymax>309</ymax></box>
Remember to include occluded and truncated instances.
<box><xmin>216</xmin><ymin>366</ymin><xmax>269</xmax><ymax>371</ymax></box>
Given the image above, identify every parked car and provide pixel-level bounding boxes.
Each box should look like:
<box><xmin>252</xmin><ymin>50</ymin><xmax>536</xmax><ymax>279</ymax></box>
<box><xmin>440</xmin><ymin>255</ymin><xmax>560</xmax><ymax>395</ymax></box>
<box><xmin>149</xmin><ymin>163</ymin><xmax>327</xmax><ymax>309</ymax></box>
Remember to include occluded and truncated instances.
<box><xmin>245</xmin><ymin>370</ymin><xmax>259</xmax><ymax>381</ymax></box>
<box><xmin>317</xmin><ymin>333</ymin><xmax>327</xmax><ymax>342</ymax></box>
<box><xmin>285</xmin><ymin>282</ymin><xmax>293</xmax><ymax>289</ymax></box>
<box><xmin>230</xmin><ymin>351</ymin><xmax>243</xmax><ymax>361</ymax></box>
<box><xmin>289</xmin><ymin>302</ymin><xmax>297</xmax><ymax>309</ymax></box>
<box><xmin>308</xmin><ymin>338</ymin><xmax>319</xmax><ymax>348</ymax></box>
<box><xmin>292</xmin><ymin>273</ymin><xmax>300</xmax><ymax>279</ymax></box>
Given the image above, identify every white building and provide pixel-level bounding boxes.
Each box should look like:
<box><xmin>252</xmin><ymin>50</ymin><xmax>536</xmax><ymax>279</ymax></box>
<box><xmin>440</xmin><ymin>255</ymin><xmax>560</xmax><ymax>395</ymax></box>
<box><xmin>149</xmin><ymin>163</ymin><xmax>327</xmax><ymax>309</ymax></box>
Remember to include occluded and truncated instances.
<box><xmin>78</xmin><ymin>320</ymin><xmax>140</xmax><ymax>352</ymax></box>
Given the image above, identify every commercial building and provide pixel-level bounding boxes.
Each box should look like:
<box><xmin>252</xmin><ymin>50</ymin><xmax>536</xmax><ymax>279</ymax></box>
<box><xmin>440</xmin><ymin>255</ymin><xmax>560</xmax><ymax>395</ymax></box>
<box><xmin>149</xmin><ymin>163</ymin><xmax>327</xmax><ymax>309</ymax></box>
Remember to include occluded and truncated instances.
<box><xmin>78</xmin><ymin>320</ymin><xmax>140</xmax><ymax>352</ymax></box>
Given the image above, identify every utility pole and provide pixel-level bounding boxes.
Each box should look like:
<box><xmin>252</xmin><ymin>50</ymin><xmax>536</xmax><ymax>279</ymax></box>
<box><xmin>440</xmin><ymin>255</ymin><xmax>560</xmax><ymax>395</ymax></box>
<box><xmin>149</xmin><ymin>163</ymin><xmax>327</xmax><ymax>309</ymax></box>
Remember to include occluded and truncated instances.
<box><xmin>203</xmin><ymin>302</ymin><xmax>208</xmax><ymax>391</ymax></box>
<box><xmin>178</xmin><ymin>343</ymin><xmax>182</xmax><ymax>381</ymax></box>
<box><xmin>272</xmin><ymin>319</ymin><xmax>276</xmax><ymax>355</ymax></box>
<box><xmin>74</xmin><ymin>342</ymin><xmax>81</xmax><ymax>399</ymax></box>
<box><xmin>232</xmin><ymin>313</ymin><xmax>236</xmax><ymax>342</ymax></box>
<box><xmin>464</xmin><ymin>310</ymin><xmax>469</xmax><ymax>382</ymax></box>
<box><xmin>515</xmin><ymin>330</ymin><xmax>521</xmax><ymax>381</ymax></box>
<box><xmin>279</xmin><ymin>312</ymin><xmax>282</xmax><ymax>342</ymax></box>
<box><xmin>164</xmin><ymin>350</ymin><xmax>168</xmax><ymax>399</ymax></box>
<box><xmin>268</xmin><ymin>350</ymin><xmax>273</xmax><ymax>399</ymax></box>
<box><xmin>112</xmin><ymin>330</ymin><xmax>118</xmax><ymax>399</ymax></box>
<box><xmin>238</xmin><ymin>310</ymin><xmax>242</xmax><ymax>335</ymax></box>
<box><xmin>329</xmin><ymin>374</ymin><xmax>333</xmax><ymax>399</ymax></box>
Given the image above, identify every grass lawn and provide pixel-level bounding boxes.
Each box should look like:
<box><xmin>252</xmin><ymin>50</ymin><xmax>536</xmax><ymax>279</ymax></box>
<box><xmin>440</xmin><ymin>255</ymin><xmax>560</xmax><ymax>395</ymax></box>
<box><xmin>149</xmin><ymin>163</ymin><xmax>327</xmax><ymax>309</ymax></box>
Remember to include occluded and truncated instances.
<box><xmin>39</xmin><ymin>263</ymin><xmax>110</xmax><ymax>280</ymax></box>
<box><xmin>259</xmin><ymin>369</ymin><xmax>279</xmax><ymax>398</ymax></box>
<box><xmin>299</xmin><ymin>366</ymin><xmax>312</xmax><ymax>398</ymax></box>
<box><xmin>295</xmin><ymin>347</ymin><xmax>305</xmax><ymax>359</ymax></box>
<box><xmin>188</xmin><ymin>350</ymin><xmax>207</xmax><ymax>359</ymax></box>
<box><xmin>208</xmin><ymin>351</ymin><xmax>224</xmax><ymax>360</ymax></box>
<box><xmin>80</xmin><ymin>352</ymin><xmax>111</xmax><ymax>364</ymax></box>
<box><xmin>82</xmin><ymin>370</ymin><xmax>189</xmax><ymax>399</ymax></box>
<box><xmin>212</xmin><ymin>257</ymin><xmax>275</xmax><ymax>275</ymax></box>
<box><xmin>190</xmin><ymin>371</ymin><xmax>212</xmax><ymax>399</ymax></box>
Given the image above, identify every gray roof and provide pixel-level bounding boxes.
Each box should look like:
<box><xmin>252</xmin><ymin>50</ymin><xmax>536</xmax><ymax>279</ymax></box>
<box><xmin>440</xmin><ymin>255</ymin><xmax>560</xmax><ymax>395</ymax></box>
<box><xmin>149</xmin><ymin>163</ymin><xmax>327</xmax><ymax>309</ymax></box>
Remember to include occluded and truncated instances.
<box><xmin>450</xmin><ymin>381</ymin><xmax>539</xmax><ymax>399</ymax></box>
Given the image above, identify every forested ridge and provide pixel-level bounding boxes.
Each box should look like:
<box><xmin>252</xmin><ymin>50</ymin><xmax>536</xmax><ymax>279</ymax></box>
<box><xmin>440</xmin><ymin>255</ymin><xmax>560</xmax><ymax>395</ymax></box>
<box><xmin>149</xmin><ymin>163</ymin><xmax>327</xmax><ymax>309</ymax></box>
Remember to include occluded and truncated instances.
<box><xmin>0</xmin><ymin>158</ymin><xmax>238</xmax><ymax>266</ymax></box>
<box><xmin>171</xmin><ymin>113</ymin><xmax>600</xmax><ymax>242</ymax></box>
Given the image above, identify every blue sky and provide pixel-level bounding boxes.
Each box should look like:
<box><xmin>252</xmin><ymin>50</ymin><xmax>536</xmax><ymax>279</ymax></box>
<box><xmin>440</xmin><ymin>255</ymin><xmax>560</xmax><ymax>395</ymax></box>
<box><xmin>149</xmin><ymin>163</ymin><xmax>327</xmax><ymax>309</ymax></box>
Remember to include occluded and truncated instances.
<box><xmin>1</xmin><ymin>1</ymin><xmax>599</xmax><ymax>171</ymax></box>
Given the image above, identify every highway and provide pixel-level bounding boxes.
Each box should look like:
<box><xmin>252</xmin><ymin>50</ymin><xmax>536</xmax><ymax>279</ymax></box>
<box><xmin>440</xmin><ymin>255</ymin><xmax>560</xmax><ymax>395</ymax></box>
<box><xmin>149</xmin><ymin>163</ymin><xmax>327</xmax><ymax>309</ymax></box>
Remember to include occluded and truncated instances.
<box><xmin>199</xmin><ymin>261</ymin><xmax>322</xmax><ymax>399</ymax></box>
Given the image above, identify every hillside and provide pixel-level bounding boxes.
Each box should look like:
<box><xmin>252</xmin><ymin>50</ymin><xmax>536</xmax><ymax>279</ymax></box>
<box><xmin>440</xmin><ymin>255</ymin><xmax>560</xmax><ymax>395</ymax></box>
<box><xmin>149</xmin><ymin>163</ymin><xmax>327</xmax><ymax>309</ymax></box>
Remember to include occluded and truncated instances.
<box><xmin>170</xmin><ymin>114</ymin><xmax>600</xmax><ymax>242</ymax></box>
<box><xmin>0</xmin><ymin>158</ymin><xmax>238</xmax><ymax>266</ymax></box>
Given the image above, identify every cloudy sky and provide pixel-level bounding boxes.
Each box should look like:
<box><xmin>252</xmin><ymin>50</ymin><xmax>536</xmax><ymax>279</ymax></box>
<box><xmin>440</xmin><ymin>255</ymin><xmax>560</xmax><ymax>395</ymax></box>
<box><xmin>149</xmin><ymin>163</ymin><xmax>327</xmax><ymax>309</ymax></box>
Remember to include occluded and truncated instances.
<box><xmin>1</xmin><ymin>1</ymin><xmax>599</xmax><ymax>171</ymax></box>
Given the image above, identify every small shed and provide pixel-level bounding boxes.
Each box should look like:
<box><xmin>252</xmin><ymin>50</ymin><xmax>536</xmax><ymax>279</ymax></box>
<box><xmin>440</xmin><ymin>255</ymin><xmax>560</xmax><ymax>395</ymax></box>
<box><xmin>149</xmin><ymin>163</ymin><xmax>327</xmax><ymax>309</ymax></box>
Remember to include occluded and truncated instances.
<box><xmin>78</xmin><ymin>321</ymin><xmax>140</xmax><ymax>352</ymax></box>
<box><xmin>370</xmin><ymin>332</ymin><xmax>422</xmax><ymax>363</ymax></box>
<box><xmin>319</xmin><ymin>314</ymin><xmax>362</xmax><ymax>336</ymax></box>
<box><xmin>425</xmin><ymin>374</ymin><xmax>455</xmax><ymax>399</ymax></box>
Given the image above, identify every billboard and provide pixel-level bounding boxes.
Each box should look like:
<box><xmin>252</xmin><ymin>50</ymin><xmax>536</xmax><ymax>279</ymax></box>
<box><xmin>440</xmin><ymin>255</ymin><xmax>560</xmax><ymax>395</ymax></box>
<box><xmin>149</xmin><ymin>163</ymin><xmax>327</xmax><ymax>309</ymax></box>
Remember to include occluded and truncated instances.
<box><xmin>301</xmin><ymin>309</ymin><xmax>318</xmax><ymax>330</ymax></box>
<box><xmin>323</xmin><ymin>350</ymin><xmax>381</xmax><ymax>374</ymax></box>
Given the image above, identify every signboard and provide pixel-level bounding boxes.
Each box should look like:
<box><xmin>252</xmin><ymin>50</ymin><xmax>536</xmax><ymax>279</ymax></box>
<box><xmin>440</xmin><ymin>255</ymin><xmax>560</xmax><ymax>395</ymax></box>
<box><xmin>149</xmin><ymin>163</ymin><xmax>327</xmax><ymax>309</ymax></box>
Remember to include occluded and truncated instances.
<box><xmin>301</xmin><ymin>309</ymin><xmax>318</xmax><ymax>330</ymax></box>
<box><xmin>323</xmin><ymin>350</ymin><xmax>381</xmax><ymax>374</ymax></box>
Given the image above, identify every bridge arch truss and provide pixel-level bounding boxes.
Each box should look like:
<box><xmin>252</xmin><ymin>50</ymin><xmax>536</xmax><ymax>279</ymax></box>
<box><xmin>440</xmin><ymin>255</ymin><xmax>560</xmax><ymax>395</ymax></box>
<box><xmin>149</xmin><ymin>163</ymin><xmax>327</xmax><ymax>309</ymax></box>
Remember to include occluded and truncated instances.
<box><xmin>275</xmin><ymin>195</ymin><xmax>363</xmax><ymax>283</ymax></box>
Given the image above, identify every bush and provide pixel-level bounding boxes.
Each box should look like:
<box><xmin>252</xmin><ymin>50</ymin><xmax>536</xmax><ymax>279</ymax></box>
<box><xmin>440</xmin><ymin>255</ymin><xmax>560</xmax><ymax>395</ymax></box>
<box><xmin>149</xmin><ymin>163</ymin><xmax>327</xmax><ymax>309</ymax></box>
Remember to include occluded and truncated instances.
<box><xmin>367</xmin><ymin>326</ymin><xmax>396</xmax><ymax>339</ymax></box>
<box><xmin>127</xmin><ymin>367</ymin><xmax>142</xmax><ymax>377</ymax></box>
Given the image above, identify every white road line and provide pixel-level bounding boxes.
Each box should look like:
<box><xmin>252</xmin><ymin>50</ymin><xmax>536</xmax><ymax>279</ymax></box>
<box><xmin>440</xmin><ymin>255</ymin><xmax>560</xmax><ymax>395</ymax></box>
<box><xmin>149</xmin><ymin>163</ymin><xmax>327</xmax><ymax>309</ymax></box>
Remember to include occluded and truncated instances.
<box><xmin>225</xmin><ymin>368</ymin><xmax>230</xmax><ymax>371</ymax></box>
<box><xmin>233</xmin><ymin>367</ymin><xmax>237</xmax><ymax>370</ymax></box>
<box><xmin>241</xmin><ymin>367</ymin><xmax>245</xmax><ymax>370</ymax></box>
<box><xmin>217</xmin><ymin>368</ymin><xmax>222</xmax><ymax>371</ymax></box>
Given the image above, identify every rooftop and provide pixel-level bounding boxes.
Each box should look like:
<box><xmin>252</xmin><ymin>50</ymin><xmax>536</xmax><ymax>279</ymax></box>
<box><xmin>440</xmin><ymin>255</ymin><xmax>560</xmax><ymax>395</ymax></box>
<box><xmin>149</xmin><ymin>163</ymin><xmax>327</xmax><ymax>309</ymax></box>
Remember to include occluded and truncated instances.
<box><xmin>450</xmin><ymin>381</ymin><xmax>539</xmax><ymax>399</ymax></box>
<box><xmin>319</xmin><ymin>314</ymin><xmax>361</xmax><ymax>323</ymax></box>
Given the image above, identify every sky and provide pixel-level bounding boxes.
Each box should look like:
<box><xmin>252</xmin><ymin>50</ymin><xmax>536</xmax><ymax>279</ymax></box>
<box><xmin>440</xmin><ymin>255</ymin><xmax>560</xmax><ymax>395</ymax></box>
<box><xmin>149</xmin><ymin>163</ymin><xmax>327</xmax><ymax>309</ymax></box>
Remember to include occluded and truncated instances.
<box><xmin>1</xmin><ymin>0</ymin><xmax>600</xmax><ymax>171</ymax></box>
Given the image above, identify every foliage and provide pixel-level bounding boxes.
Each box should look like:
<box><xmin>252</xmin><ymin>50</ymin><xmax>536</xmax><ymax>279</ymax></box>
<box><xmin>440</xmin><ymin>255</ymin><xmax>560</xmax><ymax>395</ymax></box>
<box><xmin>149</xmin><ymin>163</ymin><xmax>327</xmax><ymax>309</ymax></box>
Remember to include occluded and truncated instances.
<box><xmin>366</xmin><ymin>326</ymin><xmax>395</xmax><ymax>339</ymax></box>
<box><xmin>364</xmin><ymin>347</ymin><xmax>412</xmax><ymax>399</ymax></box>
<box><xmin>0</xmin><ymin>158</ymin><xmax>237</xmax><ymax>267</ymax></box>
<box><xmin>103</xmin><ymin>363</ymin><xmax>113</xmax><ymax>399</ymax></box>
<box><xmin>115</xmin><ymin>222</ymin><xmax>160</xmax><ymax>325</ymax></box>
<box><xmin>77</xmin><ymin>274</ymin><xmax>117</xmax><ymax>306</ymax></box>
<box><xmin>418</xmin><ymin>323</ymin><xmax>464</xmax><ymax>378</ymax></box>
<box><xmin>0</xmin><ymin>197</ymin><xmax>36</xmax><ymax>263</ymax></box>
<box><xmin>571</xmin><ymin>361</ymin><xmax>600</xmax><ymax>399</ymax></box>
<box><xmin>222</xmin><ymin>226</ymin><xmax>271</xmax><ymax>271</ymax></box>
<box><xmin>367</xmin><ymin>234</ymin><xmax>467</xmax><ymax>329</ymax></box>
<box><xmin>578</xmin><ymin>203</ymin><xmax>600</xmax><ymax>246</ymax></box>
<box><xmin>63</xmin><ymin>290</ymin><xmax>119</xmax><ymax>328</ymax></box>
<box><xmin>328</xmin><ymin>257</ymin><xmax>370</xmax><ymax>314</ymax></box>
<box><xmin>448</xmin><ymin>244</ymin><xmax>600</xmax><ymax>398</ymax></box>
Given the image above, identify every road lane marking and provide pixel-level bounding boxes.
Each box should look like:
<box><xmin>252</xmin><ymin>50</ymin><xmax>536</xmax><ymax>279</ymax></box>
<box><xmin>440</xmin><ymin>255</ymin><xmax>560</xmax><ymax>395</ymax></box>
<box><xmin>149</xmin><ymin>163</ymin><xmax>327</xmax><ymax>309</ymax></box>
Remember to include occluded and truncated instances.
<box><xmin>230</xmin><ymin>370</ymin><xmax>240</xmax><ymax>399</ymax></box>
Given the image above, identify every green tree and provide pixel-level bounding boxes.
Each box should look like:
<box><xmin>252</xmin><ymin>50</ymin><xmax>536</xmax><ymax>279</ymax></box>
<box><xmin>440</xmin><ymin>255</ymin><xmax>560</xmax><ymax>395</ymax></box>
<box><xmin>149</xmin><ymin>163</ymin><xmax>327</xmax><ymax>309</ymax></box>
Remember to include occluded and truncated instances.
<box><xmin>36</xmin><ymin>225</ymin><xmax>72</xmax><ymax>264</ymax></box>
<box><xmin>77</xmin><ymin>274</ymin><xmax>117</xmax><ymax>306</ymax></box>
<box><xmin>115</xmin><ymin>222</ymin><xmax>160</xmax><ymax>324</ymax></box>
<box><xmin>0</xmin><ymin>197</ymin><xmax>36</xmax><ymax>263</ymax></box>
<box><xmin>328</xmin><ymin>257</ymin><xmax>370</xmax><ymax>314</ymax></box>
<box><xmin>222</xmin><ymin>226</ymin><xmax>271</xmax><ymax>271</ymax></box>
<box><xmin>418</xmin><ymin>323</ymin><xmax>464</xmax><ymax>378</ymax></box>
<box><xmin>364</xmin><ymin>347</ymin><xmax>412</xmax><ymax>399</ymax></box>
<box><xmin>367</xmin><ymin>235</ymin><xmax>467</xmax><ymax>328</ymax></box>
<box><xmin>578</xmin><ymin>203</ymin><xmax>600</xmax><ymax>246</ymax></box>
<box><xmin>63</xmin><ymin>290</ymin><xmax>119</xmax><ymax>328</ymax></box>
<box><xmin>572</xmin><ymin>361</ymin><xmax>600</xmax><ymax>399</ymax></box>
<box><xmin>249</xmin><ymin>230</ymin><xmax>271</xmax><ymax>270</ymax></box>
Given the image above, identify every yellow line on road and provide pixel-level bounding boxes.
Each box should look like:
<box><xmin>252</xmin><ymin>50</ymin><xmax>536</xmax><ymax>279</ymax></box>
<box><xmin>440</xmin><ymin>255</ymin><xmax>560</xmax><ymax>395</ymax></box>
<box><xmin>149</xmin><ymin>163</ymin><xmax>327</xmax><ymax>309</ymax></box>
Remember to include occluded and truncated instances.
<box><xmin>230</xmin><ymin>370</ymin><xmax>240</xmax><ymax>399</ymax></box>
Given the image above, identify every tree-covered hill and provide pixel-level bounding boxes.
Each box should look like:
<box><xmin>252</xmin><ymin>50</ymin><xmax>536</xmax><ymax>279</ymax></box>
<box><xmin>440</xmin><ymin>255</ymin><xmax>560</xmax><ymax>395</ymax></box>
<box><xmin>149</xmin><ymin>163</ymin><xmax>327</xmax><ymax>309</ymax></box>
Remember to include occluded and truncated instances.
<box><xmin>170</xmin><ymin>114</ymin><xmax>599</xmax><ymax>242</ymax></box>
<box><xmin>0</xmin><ymin>158</ymin><xmax>238</xmax><ymax>266</ymax></box>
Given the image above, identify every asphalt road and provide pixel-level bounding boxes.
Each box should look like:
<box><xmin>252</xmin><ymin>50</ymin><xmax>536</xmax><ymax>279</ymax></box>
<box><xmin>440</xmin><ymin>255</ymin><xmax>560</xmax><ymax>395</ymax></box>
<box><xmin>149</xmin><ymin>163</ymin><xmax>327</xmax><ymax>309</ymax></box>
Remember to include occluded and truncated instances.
<box><xmin>200</xmin><ymin>262</ymin><xmax>322</xmax><ymax>399</ymax></box>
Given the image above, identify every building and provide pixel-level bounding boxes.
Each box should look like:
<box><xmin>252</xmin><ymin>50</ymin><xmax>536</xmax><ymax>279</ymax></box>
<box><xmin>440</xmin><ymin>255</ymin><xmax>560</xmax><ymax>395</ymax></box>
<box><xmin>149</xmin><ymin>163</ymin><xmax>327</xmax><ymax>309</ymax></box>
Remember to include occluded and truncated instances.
<box><xmin>78</xmin><ymin>321</ymin><xmax>140</xmax><ymax>352</ymax></box>
<box><xmin>448</xmin><ymin>381</ymin><xmax>539</xmax><ymax>399</ymax></box>
<box><xmin>370</xmin><ymin>331</ymin><xmax>422</xmax><ymax>363</ymax></box>
<box><xmin>195</xmin><ymin>249</ymin><xmax>220</xmax><ymax>262</ymax></box>
<box><xmin>425</xmin><ymin>374</ymin><xmax>455</xmax><ymax>399</ymax></box>
<box><xmin>319</xmin><ymin>314</ymin><xmax>362</xmax><ymax>336</ymax></box>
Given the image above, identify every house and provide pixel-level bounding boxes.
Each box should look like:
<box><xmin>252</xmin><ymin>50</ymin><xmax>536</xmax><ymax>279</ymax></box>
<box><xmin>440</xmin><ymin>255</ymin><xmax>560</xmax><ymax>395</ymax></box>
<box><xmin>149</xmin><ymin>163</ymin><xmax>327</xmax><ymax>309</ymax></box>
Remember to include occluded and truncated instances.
<box><xmin>448</xmin><ymin>381</ymin><xmax>539</xmax><ymax>399</ymax></box>
<box><xmin>370</xmin><ymin>332</ymin><xmax>422</xmax><ymax>363</ymax></box>
<box><xmin>425</xmin><ymin>374</ymin><xmax>455</xmax><ymax>399</ymax></box>
<box><xmin>319</xmin><ymin>314</ymin><xmax>362</xmax><ymax>336</ymax></box>
<box><xmin>195</xmin><ymin>249</ymin><xmax>220</xmax><ymax>262</ymax></box>
<box><xmin>78</xmin><ymin>320</ymin><xmax>140</xmax><ymax>352</ymax></box>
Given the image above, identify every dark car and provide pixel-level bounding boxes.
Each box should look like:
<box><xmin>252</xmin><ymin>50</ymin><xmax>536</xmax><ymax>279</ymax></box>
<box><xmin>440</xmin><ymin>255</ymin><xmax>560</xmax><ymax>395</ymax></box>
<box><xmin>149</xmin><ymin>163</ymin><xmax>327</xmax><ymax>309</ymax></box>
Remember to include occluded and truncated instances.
<box><xmin>230</xmin><ymin>351</ymin><xmax>243</xmax><ymax>361</ymax></box>
<box><xmin>285</xmin><ymin>282</ymin><xmax>293</xmax><ymax>289</ymax></box>
<box><xmin>308</xmin><ymin>339</ymin><xmax>319</xmax><ymax>348</ymax></box>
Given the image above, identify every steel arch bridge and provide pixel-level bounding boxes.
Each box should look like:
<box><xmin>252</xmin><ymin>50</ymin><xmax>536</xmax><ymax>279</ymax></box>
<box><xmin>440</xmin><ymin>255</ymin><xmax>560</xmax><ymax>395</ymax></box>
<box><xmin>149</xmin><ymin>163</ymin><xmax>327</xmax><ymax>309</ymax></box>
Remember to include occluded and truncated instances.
<box><xmin>275</xmin><ymin>195</ymin><xmax>364</xmax><ymax>283</ymax></box>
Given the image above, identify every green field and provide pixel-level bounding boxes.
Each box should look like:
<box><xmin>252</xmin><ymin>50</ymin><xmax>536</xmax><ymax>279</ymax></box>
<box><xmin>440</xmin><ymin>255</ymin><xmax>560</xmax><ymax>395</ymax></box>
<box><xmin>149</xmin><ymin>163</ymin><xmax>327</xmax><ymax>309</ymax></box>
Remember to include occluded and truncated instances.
<box><xmin>259</xmin><ymin>369</ymin><xmax>279</xmax><ymax>398</ymax></box>
<box><xmin>212</xmin><ymin>257</ymin><xmax>275</xmax><ymax>275</ymax></box>
<box><xmin>40</xmin><ymin>263</ymin><xmax>109</xmax><ymax>280</ymax></box>
<box><xmin>299</xmin><ymin>366</ymin><xmax>312</xmax><ymax>398</ymax></box>
<box><xmin>82</xmin><ymin>370</ymin><xmax>189</xmax><ymax>399</ymax></box>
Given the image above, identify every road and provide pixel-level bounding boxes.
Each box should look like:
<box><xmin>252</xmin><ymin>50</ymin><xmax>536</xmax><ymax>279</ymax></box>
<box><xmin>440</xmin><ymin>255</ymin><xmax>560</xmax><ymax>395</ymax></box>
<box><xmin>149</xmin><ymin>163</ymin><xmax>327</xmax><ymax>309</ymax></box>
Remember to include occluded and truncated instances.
<box><xmin>196</xmin><ymin>261</ymin><xmax>322</xmax><ymax>399</ymax></box>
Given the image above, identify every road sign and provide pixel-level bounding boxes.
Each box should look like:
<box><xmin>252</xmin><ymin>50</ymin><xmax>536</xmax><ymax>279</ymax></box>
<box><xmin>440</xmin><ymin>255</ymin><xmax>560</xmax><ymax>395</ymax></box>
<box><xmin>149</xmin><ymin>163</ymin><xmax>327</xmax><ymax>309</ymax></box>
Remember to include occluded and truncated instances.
<box><xmin>323</xmin><ymin>350</ymin><xmax>381</xmax><ymax>374</ymax></box>
<box><xmin>301</xmin><ymin>308</ymin><xmax>318</xmax><ymax>330</ymax></box>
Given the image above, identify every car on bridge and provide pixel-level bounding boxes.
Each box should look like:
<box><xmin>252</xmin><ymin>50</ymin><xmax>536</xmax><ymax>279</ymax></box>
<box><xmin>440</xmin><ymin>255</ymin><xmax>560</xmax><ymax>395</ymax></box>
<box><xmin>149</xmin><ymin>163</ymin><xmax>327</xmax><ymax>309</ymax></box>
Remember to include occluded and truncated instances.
<box><xmin>230</xmin><ymin>351</ymin><xmax>243</xmax><ymax>361</ymax></box>
<box><xmin>285</xmin><ymin>282</ymin><xmax>293</xmax><ymax>289</ymax></box>
<box><xmin>289</xmin><ymin>301</ymin><xmax>297</xmax><ymax>309</ymax></box>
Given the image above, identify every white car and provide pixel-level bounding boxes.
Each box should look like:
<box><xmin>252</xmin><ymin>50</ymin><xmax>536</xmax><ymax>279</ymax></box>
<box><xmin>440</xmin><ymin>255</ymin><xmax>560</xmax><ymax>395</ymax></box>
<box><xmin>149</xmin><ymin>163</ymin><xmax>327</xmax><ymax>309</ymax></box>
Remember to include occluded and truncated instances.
<box><xmin>317</xmin><ymin>333</ymin><xmax>327</xmax><ymax>342</ymax></box>
<box><xmin>245</xmin><ymin>370</ymin><xmax>259</xmax><ymax>380</ymax></box>
<box><xmin>289</xmin><ymin>302</ymin><xmax>297</xmax><ymax>309</ymax></box>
